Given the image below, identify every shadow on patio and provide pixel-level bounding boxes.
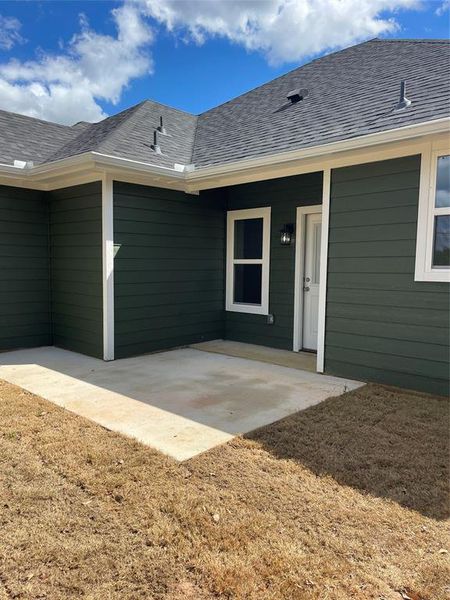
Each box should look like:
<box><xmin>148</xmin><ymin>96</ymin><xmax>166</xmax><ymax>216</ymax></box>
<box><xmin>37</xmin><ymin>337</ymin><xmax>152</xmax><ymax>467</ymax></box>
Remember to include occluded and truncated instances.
<box><xmin>245</xmin><ymin>383</ymin><xmax>449</xmax><ymax>520</ymax></box>
<box><xmin>0</xmin><ymin>345</ymin><xmax>362</xmax><ymax>461</ymax></box>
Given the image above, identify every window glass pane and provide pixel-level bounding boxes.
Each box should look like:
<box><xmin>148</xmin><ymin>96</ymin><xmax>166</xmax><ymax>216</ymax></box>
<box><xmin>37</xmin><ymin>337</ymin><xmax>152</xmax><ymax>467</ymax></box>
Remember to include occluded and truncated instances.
<box><xmin>312</xmin><ymin>222</ymin><xmax>321</xmax><ymax>284</ymax></box>
<box><xmin>234</xmin><ymin>264</ymin><xmax>262</xmax><ymax>304</ymax></box>
<box><xmin>234</xmin><ymin>218</ymin><xmax>263</xmax><ymax>259</ymax></box>
<box><xmin>435</xmin><ymin>155</ymin><xmax>450</xmax><ymax>208</ymax></box>
<box><xmin>433</xmin><ymin>215</ymin><xmax>450</xmax><ymax>267</ymax></box>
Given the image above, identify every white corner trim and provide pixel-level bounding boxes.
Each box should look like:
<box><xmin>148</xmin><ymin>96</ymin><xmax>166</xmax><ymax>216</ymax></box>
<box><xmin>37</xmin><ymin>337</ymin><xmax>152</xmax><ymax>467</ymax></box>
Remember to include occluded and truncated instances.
<box><xmin>316</xmin><ymin>169</ymin><xmax>331</xmax><ymax>373</ymax></box>
<box><xmin>226</xmin><ymin>207</ymin><xmax>271</xmax><ymax>315</ymax></box>
<box><xmin>293</xmin><ymin>204</ymin><xmax>322</xmax><ymax>353</ymax></box>
<box><xmin>414</xmin><ymin>143</ymin><xmax>450</xmax><ymax>282</ymax></box>
<box><xmin>102</xmin><ymin>174</ymin><xmax>115</xmax><ymax>361</ymax></box>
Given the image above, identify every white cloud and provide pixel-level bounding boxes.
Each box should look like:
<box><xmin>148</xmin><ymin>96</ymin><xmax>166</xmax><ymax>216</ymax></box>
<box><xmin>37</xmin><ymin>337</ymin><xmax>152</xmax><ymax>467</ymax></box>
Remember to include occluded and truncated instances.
<box><xmin>0</xmin><ymin>3</ymin><xmax>153</xmax><ymax>124</ymax></box>
<box><xmin>0</xmin><ymin>0</ymin><xmax>427</xmax><ymax>124</ymax></box>
<box><xmin>0</xmin><ymin>14</ymin><xmax>24</xmax><ymax>50</ymax></box>
<box><xmin>436</xmin><ymin>0</ymin><xmax>450</xmax><ymax>15</ymax></box>
<box><xmin>140</xmin><ymin>0</ymin><xmax>422</xmax><ymax>64</ymax></box>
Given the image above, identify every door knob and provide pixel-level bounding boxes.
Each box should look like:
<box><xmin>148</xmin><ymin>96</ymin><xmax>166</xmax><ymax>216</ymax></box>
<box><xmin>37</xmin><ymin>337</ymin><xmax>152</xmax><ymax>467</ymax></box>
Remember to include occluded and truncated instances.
<box><xmin>303</xmin><ymin>286</ymin><xmax>310</xmax><ymax>292</ymax></box>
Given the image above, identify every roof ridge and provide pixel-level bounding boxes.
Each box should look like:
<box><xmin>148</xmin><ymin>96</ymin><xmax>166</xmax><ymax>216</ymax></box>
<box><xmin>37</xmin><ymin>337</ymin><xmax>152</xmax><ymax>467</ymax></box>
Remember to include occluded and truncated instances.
<box><xmin>196</xmin><ymin>37</ymin><xmax>450</xmax><ymax>120</ymax></box>
<box><xmin>89</xmin><ymin>100</ymin><xmax>147</xmax><ymax>154</ymax></box>
<box><xmin>197</xmin><ymin>38</ymin><xmax>378</xmax><ymax>118</ymax></box>
<box><xmin>43</xmin><ymin>101</ymin><xmax>146</xmax><ymax>163</ymax></box>
<box><xmin>141</xmin><ymin>98</ymin><xmax>195</xmax><ymax>117</ymax></box>
<box><xmin>94</xmin><ymin>100</ymin><xmax>198</xmax><ymax>160</ymax></box>
<box><xmin>0</xmin><ymin>107</ymin><xmax>73</xmax><ymax>130</ymax></box>
<box><xmin>374</xmin><ymin>37</ymin><xmax>450</xmax><ymax>43</ymax></box>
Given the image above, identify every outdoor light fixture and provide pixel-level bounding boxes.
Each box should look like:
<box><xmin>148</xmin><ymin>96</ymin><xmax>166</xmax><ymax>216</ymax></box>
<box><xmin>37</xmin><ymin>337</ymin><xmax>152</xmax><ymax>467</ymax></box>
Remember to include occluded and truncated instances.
<box><xmin>280</xmin><ymin>223</ymin><xmax>295</xmax><ymax>245</ymax></box>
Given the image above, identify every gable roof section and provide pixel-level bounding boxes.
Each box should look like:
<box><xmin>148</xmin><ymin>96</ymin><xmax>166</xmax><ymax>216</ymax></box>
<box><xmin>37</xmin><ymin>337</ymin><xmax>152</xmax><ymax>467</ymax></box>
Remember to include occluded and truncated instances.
<box><xmin>46</xmin><ymin>100</ymin><xmax>198</xmax><ymax>169</ymax></box>
<box><xmin>0</xmin><ymin>39</ymin><xmax>449</xmax><ymax>172</ymax></box>
<box><xmin>192</xmin><ymin>39</ymin><xmax>450</xmax><ymax>167</ymax></box>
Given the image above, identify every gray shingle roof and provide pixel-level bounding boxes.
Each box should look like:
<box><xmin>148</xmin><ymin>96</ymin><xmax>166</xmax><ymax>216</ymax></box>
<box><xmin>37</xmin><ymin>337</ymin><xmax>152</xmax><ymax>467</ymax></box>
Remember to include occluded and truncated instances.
<box><xmin>47</xmin><ymin>100</ymin><xmax>198</xmax><ymax>169</ymax></box>
<box><xmin>0</xmin><ymin>109</ymin><xmax>80</xmax><ymax>166</ymax></box>
<box><xmin>192</xmin><ymin>39</ymin><xmax>450</xmax><ymax>168</ymax></box>
<box><xmin>0</xmin><ymin>39</ymin><xmax>448</xmax><ymax>171</ymax></box>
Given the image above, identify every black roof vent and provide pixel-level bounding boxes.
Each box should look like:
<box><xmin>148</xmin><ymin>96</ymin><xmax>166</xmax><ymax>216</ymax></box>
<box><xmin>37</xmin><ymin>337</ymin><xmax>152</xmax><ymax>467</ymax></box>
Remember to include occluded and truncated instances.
<box><xmin>157</xmin><ymin>116</ymin><xmax>167</xmax><ymax>135</ymax></box>
<box><xmin>287</xmin><ymin>88</ymin><xmax>309</xmax><ymax>103</ymax></box>
<box><xmin>395</xmin><ymin>80</ymin><xmax>411</xmax><ymax>110</ymax></box>
<box><xmin>151</xmin><ymin>130</ymin><xmax>161</xmax><ymax>154</ymax></box>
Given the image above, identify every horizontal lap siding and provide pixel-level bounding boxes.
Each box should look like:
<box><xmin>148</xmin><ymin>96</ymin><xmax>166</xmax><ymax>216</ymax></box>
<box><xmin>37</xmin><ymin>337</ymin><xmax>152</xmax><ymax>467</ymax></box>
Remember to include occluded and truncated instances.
<box><xmin>0</xmin><ymin>186</ymin><xmax>51</xmax><ymax>350</ymax></box>
<box><xmin>226</xmin><ymin>172</ymin><xmax>323</xmax><ymax>349</ymax></box>
<box><xmin>326</xmin><ymin>155</ymin><xmax>449</xmax><ymax>396</ymax></box>
<box><xmin>49</xmin><ymin>183</ymin><xmax>103</xmax><ymax>358</ymax></box>
<box><xmin>114</xmin><ymin>182</ymin><xmax>226</xmax><ymax>358</ymax></box>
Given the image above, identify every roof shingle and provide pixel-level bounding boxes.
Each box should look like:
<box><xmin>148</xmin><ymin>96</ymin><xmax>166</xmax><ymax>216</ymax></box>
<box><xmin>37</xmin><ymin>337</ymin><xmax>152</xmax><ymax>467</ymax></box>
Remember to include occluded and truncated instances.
<box><xmin>0</xmin><ymin>39</ymin><xmax>448</xmax><ymax>171</ymax></box>
<box><xmin>192</xmin><ymin>39</ymin><xmax>450</xmax><ymax>168</ymax></box>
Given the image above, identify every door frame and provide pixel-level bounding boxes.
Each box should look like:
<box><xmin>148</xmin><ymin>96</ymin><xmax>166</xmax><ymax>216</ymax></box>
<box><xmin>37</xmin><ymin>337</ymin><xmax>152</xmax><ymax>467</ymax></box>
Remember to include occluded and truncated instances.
<box><xmin>293</xmin><ymin>204</ymin><xmax>323</xmax><ymax>354</ymax></box>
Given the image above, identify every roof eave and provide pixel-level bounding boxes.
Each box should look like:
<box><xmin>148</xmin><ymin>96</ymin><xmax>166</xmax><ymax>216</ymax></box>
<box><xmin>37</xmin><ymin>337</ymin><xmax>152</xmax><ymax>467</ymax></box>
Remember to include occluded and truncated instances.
<box><xmin>185</xmin><ymin>117</ymin><xmax>450</xmax><ymax>190</ymax></box>
<box><xmin>0</xmin><ymin>151</ymin><xmax>187</xmax><ymax>191</ymax></box>
<box><xmin>0</xmin><ymin>118</ymin><xmax>448</xmax><ymax>192</ymax></box>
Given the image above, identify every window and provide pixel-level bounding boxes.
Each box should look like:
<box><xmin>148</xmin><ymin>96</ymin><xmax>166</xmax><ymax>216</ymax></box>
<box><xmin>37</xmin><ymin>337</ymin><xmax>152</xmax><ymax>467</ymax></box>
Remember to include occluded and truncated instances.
<box><xmin>226</xmin><ymin>207</ymin><xmax>271</xmax><ymax>314</ymax></box>
<box><xmin>415</xmin><ymin>146</ymin><xmax>450</xmax><ymax>282</ymax></box>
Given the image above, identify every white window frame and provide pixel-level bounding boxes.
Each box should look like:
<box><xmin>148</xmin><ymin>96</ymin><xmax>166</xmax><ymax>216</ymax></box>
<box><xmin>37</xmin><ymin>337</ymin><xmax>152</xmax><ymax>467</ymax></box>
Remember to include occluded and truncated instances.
<box><xmin>415</xmin><ymin>142</ymin><xmax>450</xmax><ymax>282</ymax></box>
<box><xmin>226</xmin><ymin>207</ymin><xmax>271</xmax><ymax>315</ymax></box>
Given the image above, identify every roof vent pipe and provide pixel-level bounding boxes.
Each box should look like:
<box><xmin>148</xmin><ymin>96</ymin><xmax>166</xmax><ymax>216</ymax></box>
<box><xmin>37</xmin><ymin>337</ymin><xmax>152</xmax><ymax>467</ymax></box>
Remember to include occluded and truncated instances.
<box><xmin>395</xmin><ymin>80</ymin><xmax>411</xmax><ymax>110</ymax></box>
<box><xmin>151</xmin><ymin>130</ymin><xmax>162</xmax><ymax>154</ymax></box>
<box><xmin>157</xmin><ymin>116</ymin><xmax>167</xmax><ymax>135</ymax></box>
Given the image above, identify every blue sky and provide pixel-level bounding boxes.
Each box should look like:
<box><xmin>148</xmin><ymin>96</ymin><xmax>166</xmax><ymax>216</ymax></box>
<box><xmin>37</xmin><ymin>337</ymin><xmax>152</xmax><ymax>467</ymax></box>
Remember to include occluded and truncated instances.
<box><xmin>0</xmin><ymin>0</ymin><xmax>448</xmax><ymax>124</ymax></box>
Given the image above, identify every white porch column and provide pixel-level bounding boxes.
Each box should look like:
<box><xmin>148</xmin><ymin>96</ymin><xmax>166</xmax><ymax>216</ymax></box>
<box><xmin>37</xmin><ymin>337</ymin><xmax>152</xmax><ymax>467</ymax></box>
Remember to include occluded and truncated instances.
<box><xmin>316</xmin><ymin>168</ymin><xmax>331</xmax><ymax>373</ymax></box>
<box><xmin>102</xmin><ymin>174</ymin><xmax>114</xmax><ymax>361</ymax></box>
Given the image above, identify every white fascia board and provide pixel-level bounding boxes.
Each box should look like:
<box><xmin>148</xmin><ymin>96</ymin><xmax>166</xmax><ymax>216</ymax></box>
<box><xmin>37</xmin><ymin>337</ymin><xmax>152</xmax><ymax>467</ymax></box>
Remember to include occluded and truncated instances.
<box><xmin>91</xmin><ymin>152</ymin><xmax>185</xmax><ymax>177</ymax></box>
<box><xmin>0</xmin><ymin>162</ymin><xmax>26</xmax><ymax>173</ymax></box>
<box><xmin>0</xmin><ymin>151</ymin><xmax>186</xmax><ymax>185</ymax></box>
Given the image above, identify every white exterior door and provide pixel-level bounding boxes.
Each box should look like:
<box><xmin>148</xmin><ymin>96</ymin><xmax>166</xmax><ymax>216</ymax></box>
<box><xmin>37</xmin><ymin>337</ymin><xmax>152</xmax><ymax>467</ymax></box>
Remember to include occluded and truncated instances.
<box><xmin>302</xmin><ymin>212</ymin><xmax>322</xmax><ymax>351</ymax></box>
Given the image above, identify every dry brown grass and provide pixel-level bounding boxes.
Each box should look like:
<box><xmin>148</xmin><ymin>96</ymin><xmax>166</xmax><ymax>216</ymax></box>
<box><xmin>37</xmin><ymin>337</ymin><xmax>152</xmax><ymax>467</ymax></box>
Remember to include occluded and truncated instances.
<box><xmin>0</xmin><ymin>380</ymin><xmax>448</xmax><ymax>600</ymax></box>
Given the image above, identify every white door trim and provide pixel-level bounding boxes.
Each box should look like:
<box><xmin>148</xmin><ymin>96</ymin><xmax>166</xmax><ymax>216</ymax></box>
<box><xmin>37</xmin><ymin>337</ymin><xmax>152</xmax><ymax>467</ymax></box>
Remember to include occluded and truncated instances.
<box><xmin>293</xmin><ymin>204</ymin><xmax>323</xmax><ymax>354</ymax></box>
<box><xmin>102</xmin><ymin>174</ymin><xmax>114</xmax><ymax>361</ymax></box>
<box><xmin>316</xmin><ymin>169</ymin><xmax>331</xmax><ymax>373</ymax></box>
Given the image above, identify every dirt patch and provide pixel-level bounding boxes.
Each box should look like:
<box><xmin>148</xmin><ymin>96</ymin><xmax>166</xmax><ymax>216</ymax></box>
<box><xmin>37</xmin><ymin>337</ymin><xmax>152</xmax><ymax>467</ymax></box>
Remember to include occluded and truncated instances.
<box><xmin>0</xmin><ymin>380</ymin><xmax>448</xmax><ymax>599</ymax></box>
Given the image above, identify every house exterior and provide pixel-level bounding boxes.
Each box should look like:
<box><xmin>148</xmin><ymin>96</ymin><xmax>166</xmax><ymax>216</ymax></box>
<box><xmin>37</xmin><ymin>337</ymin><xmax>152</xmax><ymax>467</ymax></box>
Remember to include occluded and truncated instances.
<box><xmin>0</xmin><ymin>38</ymin><xmax>449</xmax><ymax>396</ymax></box>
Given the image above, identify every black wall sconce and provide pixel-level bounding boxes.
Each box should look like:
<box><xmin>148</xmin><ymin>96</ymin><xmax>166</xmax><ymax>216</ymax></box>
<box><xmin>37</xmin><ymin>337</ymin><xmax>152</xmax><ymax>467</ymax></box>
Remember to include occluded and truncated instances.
<box><xmin>280</xmin><ymin>223</ymin><xmax>295</xmax><ymax>245</ymax></box>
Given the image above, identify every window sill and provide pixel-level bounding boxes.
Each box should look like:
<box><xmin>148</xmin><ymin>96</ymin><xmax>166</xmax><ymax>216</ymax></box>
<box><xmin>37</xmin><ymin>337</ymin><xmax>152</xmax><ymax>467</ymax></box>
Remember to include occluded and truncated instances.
<box><xmin>414</xmin><ymin>268</ymin><xmax>450</xmax><ymax>283</ymax></box>
<box><xmin>226</xmin><ymin>304</ymin><xmax>269</xmax><ymax>315</ymax></box>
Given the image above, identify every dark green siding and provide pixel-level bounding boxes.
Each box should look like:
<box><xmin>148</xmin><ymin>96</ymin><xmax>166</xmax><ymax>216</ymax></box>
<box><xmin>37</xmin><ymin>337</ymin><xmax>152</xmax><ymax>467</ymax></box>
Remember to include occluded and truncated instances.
<box><xmin>0</xmin><ymin>185</ymin><xmax>51</xmax><ymax>350</ymax></box>
<box><xmin>113</xmin><ymin>182</ymin><xmax>226</xmax><ymax>358</ymax></box>
<box><xmin>225</xmin><ymin>172</ymin><xmax>323</xmax><ymax>349</ymax></box>
<box><xmin>48</xmin><ymin>183</ymin><xmax>103</xmax><ymax>358</ymax></box>
<box><xmin>326</xmin><ymin>155</ymin><xmax>449</xmax><ymax>396</ymax></box>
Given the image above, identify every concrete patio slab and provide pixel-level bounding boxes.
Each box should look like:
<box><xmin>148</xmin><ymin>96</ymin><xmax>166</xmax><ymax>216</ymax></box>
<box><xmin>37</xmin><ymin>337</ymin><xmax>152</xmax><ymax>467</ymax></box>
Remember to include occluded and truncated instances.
<box><xmin>0</xmin><ymin>346</ymin><xmax>363</xmax><ymax>460</ymax></box>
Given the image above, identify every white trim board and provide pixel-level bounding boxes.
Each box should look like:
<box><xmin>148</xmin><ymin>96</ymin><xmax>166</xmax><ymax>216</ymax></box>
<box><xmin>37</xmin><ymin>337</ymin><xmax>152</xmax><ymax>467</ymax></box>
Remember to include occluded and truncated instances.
<box><xmin>102</xmin><ymin>175</ymin><xmax>115</xmax><ymax>361</ymax></box>
<box><xmin>316</xmin><ymin>169</ymin><xmax>331</xmax><ymax>373</ymax></box>
<box><xmin>293</xmin><ymin>204</ymin><xmax>323</xmax><ymax>355</ymax></box>
<box><xmin>414</xmin><ymin>139</ymin><xmax>450</xmax><ymax>283</ymax></box>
